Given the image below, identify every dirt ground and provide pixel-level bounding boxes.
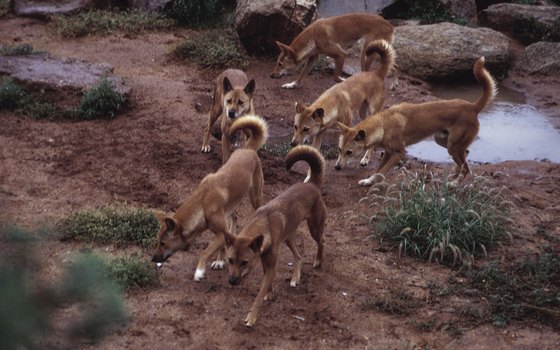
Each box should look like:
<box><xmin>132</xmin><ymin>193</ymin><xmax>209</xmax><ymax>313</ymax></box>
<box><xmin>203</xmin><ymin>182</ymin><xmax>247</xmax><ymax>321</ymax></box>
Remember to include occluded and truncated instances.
<box><xmin>1</xmin><ymin>16</ymin><xmax>560</xmax><ymax>349</ymax></box>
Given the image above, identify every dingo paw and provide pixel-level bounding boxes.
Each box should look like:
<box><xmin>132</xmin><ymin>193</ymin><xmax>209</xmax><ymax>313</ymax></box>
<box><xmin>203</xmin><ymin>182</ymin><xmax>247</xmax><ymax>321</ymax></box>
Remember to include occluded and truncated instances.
<box><xmin>193</xmin><ymin>268</ymin><xmax>206</xmax><ymax>281</ymax></box>
<box><xmin>201</xmin><ymin>145</ymin><xmax>211</xmax><ymax>153</ymax></box>
<box><xmin>211</xmin><ymin>259</ymin><xmax>225</xmax><ymax>270</ymax></box>
<box><xmin>282</xmin><ymin>81</ymin><xmax>298</xmax><ymax>89</ymax></box>
<box><xmin>358</xmin><ymin>178</ymin><xmax>374</xmax><ymax>186</ymax></box>
<box><xmin>244</xmin><ymin>313</ymin><xmax>257</xmax><ymax>327</ymax></box>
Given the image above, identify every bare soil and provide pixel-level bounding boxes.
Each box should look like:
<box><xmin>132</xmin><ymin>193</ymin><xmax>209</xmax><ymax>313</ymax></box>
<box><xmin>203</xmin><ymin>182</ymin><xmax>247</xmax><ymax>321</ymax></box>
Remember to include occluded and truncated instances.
<box><xmin>1</xmin><ymin>17</ymin><xmax>560</xmax><ymax>349</ymax></box>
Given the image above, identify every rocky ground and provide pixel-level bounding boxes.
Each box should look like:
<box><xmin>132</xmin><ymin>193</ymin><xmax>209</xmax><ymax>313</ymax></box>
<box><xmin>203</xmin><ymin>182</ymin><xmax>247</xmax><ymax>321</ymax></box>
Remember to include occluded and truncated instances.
<box><xmin>1</xmin><ymin>15</ymin><xmax>560</xmax><ymax>349</ymax></box>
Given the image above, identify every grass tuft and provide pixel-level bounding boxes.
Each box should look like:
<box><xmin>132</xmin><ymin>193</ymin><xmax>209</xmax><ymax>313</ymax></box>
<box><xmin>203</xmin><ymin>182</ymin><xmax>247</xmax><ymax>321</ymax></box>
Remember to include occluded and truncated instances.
<box><xmin>172</xmin><ymin>28</ymin><xmax>248</xmax><ymax>69</ymax></box>
<box><xmin>368</xmin><ymin>170</ymin><xmax>516</xmax><ymax>266</ymax></box>
<box><xmin>76</xmin><ymin>79</ymin><xmax>125</xmax><ymax>120</ymax></box>
<box><xmin>0</xmin><ymin>43</ymin><xmax>35</xmax><ymax>56</ymax></box>
<box><xmin>167</xmin><ymin>0</ymin><xmax>222</xmax><ymax>28</ymax></box>
<box><xmin>51</xmin><ymin>9</ymin><xmax>174</xmax><ymax>38</ymax></box>
<box><xmin>0</xmin><ymin>78</ymin><xmax>27</xmax><ymax>110</ymax></box>
<box><xmin>57</xmin><ymin>206</ymin><xmax>159</xmax><ymax>249</ymax></box>
<box><xmin>106</xmin><ymin>253</ymin><xmax>158</xmax><ymax>290</ymax></box>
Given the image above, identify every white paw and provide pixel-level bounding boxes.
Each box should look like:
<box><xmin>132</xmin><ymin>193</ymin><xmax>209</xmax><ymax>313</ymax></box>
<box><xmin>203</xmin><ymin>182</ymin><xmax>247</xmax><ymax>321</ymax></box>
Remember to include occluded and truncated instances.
<box><xmin>210</xmin><ymin>259</ymin><xmax>225</xmax><ymax>270</ymax></box>
<box><xmin>303</xmin><ymin>175</ymin><xmax>311</xmax><ymax>183</ymax></box>
<box><xmin>290</xmin><ymin>280</ymin><xmax>298</xmax><ymax>288</ymax></box>
<box><xmin>193</xmin><ymin>268</ymin><xmax>206</xmax><ymax>281</ymax></box>
<box><xmin>360</xmin><ymin>159</ymin><xmax>369</xmax><ymax>167</ymax></box>
<box><xmin>282</xmin><ymin>81</ymin><xmax>298</xmax><ymax>89</ymax></box>
<box><xmin>358</xmin><ymin>178</ymin><xmax>373</xmax><ymax>186</ymax></box>
<box><xmin>201</xmin><ymin>145</ymin><xmax>211</xmax><ymax>153</ymax></box>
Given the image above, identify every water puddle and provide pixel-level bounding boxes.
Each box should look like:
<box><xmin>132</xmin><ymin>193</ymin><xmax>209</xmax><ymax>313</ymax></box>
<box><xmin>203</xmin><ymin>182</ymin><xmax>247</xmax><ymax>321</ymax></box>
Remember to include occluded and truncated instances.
<box><xmin>407</xmin><ymin>85</ymin><xmax>560</xmax><ymax>163</ymax></box>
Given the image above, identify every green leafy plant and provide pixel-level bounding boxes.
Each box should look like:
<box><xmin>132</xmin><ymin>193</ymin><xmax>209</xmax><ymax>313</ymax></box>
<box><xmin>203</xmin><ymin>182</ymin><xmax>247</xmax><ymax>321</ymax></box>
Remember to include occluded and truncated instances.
<box><xmin>0</xmin><ymin>43</ymin><xmax>34</xmax><ymax>56</ymax></box>
<box><xmin>0</xmin><ymin>0</ymin><xmax>9</xmax><ymax>18</ymax></box>
<box><xmin>368</xmin><ymin>171</ymin><xmax>515</xmax><ymax>266</ymax></box>
<box><xmin>58</xmin><ymin>205</ymin><xmax>159</xmax><ymax>249</ymax></box>
<box><xmin>0</xmin><ymin>78</ymin><xmax>27</xmax><ymax>110</ymax></box>
<box><xmin>168</xmin><ymin>0</ymin><xmax>222</xmax><ymax>27</ymax></box>
<box><xmin>172</xmin><ymin>28</ymin><xmax>248</xmax><ymax>69</ymax></box>
<box><xmin>76</xmin><ymin>79</ymin><xmax>125</xmax><ymax>120</ymax></box>
<box><xmin>390</xmin><ymin>0</ymin><xmax>459</xmax><ymax>24</ymax></box>
<box><xmin>107</xmin><ymin>253</ymin><xmax>159</xmax><ymax>290</ymax></box>
<box><xmin>51</xmin><ymin>9</ymin><xmax>174</xmax><ymax>38</ymax></box>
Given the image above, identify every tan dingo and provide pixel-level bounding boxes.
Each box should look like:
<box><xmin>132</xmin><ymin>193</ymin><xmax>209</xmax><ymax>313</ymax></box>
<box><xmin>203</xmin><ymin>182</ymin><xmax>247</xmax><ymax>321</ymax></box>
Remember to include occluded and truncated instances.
<box><xmin>223</xmin><ymin>145</ymin><xmax>327</xmax><ymax>327</ymax></box>
<box><xmin>335</xmin><ymin>57</ymin><xmax>497</xmax><ymax>186</ymax></box>
<box><xmin>201</xmin><ymin>69</ymin><xmax>256</xmax><ymax>163</ymax></box>
<box><xmin>270</xmin><ymin>13</ymin><xmax>394</xmax><ymax>89</ymax></box>
<box><xmin>153</xmin><ymin>115</ymin><xmax>267</xmax><ymax>281</ymax></box>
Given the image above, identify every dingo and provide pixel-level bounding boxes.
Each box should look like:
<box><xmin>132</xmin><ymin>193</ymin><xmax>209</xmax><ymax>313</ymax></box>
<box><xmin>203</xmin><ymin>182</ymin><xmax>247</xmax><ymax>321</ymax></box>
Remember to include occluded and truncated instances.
<box><xmin>335</xmin><ymin>57</ymin><xmax>496</xmax><ymax>186</ymax></box>
<box><xmin>291</xmin><ymin>39</ymin><xmax>395</xmax><ymax>181</ymax></box>
<box><xmin>201</xmin><ymin>69</ymin><xmax>256</xmax><ymax>163</ymax></box>
<box><xmin>223</xmin><ymin>145</ymin><xmax>327</xmax><ymax>327</ymax></box>
<box><xmin>270</xmin><ymin>13</ymin><xmax>394</xmax><ymax>89</ymax></box>
<box><xmin>153</xmin><ymin>115</ymin><xmax>267</xmax><ymax>281</ymax></box>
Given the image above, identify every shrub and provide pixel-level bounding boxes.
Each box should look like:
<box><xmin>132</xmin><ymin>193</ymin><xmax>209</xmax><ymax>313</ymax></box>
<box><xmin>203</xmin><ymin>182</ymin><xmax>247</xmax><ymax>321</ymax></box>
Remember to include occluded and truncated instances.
<box><xmin>368</xmin><ymin>171</ymin><xmax>515</xmax><ymax>266</ymax></box>
<box><xmin>0</xmin><ymin>0</ymin><xmax>9</xmax><ymax>18</ymax></box>
<box><xmin>512</xmin><ymin>15</ymin><xmax>550</xmax><ymax>44</ymax></box>
<box><xmin>107</xmin><ymin>253</ymin><xmax>158</xmax><ymax>290</ymax></box>
<box><xmin>0</xmin><ymin>78</ymin><xmax>27</xmax><ymax>110</ymax></box>
<box><xmin>51</xmin><ymin>9</ymin><xmax>174</xmax><ymax>38</ymax></box>
<box><xmin>76</xmin><ymin>79</ymin><xmax>125</xmax><ymax>120</ymax></box>
<box><xmin>0</xmin><ymin>227</ymin><xmax>128</xmax><ymax>348</ymax></box>
<box><xmin>172</xmin><ymin>28</ymin><xmax>248</xmax><ymax>69</ymax></box>
<box><xmin>57</xmin><ymin>205</ymin><xmax>159</xmax><ymax>249</ymax></box>
<box><xmin>390</xmin><ymin>0</ymin><xmax>459</xmax><ymax>24</ymax></box>
<box><xmin>168</xmin><ymin>0</ymin><xmax>222</xmax><ymax>27</ymax></box>
<box><xmin>0</xmin><ymin>43</ymin><xmax>34</xmax><ymax>56</ymax></box>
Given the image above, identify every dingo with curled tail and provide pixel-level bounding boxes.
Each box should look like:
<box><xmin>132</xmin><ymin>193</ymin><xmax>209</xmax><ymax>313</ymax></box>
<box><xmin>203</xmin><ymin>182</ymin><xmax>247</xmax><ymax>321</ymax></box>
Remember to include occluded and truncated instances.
<box><xmin>153</xmin><ymin>115</ymin><xmax>267</xmax><ymax>281</ymax></box>
<box><xmin>336</xmin><ymin>57</ymin><xmax>497</xmax><ymax>186</ymax></box>
<box><xmin>292</xmin><ymin>39</ymin><xmax>395</xmax><ymax>181</ymax></box>
<box><xmin>270</xmin><ymin>13</ymin><xmax>394</xmax><ymax>89</ymax></box>
<box><xmin>223</xmin><ymin>145</ymin><xmax>327</xmax><ymax>327</ymax></box>
<box><xmin>201</xmin><ymin>69</ymin><xmax>256</xmax><ymax>164</ymax></box>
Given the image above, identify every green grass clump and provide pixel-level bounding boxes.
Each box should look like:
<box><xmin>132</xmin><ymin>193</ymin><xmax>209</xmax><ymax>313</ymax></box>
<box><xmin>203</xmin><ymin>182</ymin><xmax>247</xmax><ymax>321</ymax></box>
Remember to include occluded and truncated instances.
<box><xmin>391</xmin><ymin>0</ymin><xmax>460</xmax><ymax>24</ymax></box>
<box><xmin>168</xmin><ymin>0</ymin><xmax>222</xmax><ymax>27</ymax></box>
<box><xmin>369</xmin><ymin>171</ymin><xmax>515</xmax><ymax>266</ymax></box>
<box><xmin>0</xmin><ymin>0</ymin><xmax>9</xmax><ymax>18</ymax></box>
<box><xmin>0</xmin><ymin>78</ymin><xmax>27</xmax><ymax>110</ymax></box>
<box><xmin>466</xmin><ymin>249</ymin><xmax>560</xmax><ymax>328</ymax></box>
<box><xmin>263</xmin><ymin>141</ymin><xmax>338</xmax><ymax>160</ymax></box>
<box><xmin>51</xmin><ymin>9</ymin><xmax>174</xmax><ymax>38</ymax></box>
<box><xmin>172</xmin><ymin>28</ymin><xmax>248</xmax><ymax>69</ymax></box>
<box><xmin>58</xmin><ymin>206</ymin><xmax>159</xmax><ymax>249</ymax></box>
<box><xmin>0</xmin><ymin>43</ymin><xmax>34</xmax><ymax>56</ymax></box>
<box><xmin>76</xmin><ymin>79</ymin><xmax>125</xmax><ymax>120</ymax></box>
<box><xmin>107</xmin><ymin>253</ymin><xmax>158</xmax><ymax>290</ymax></box>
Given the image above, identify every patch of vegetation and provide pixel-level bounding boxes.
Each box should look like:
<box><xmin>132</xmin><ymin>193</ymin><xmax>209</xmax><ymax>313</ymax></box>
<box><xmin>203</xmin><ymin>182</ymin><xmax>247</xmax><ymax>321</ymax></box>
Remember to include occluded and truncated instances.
<box><xmin>58</xmin><ymin>205</ymin><xmax>159</xmax><ymax>249</ymax></box>
<box><xmin>0</xmin><ymin>226</ymin><xmax>129</xmax><ymax>348</ymax></box>
<box><xmin>51</xmin><ymin>9</ymin><xmax>174</xmax><ymax>38</ymax></box>
<box><xmin>390</xmin><ymin>0</ymin><xmax>462</xmax><ymax>24</ymax></box>
<box><xmin>368</xmin><ymin>171</ymin><xmax>516</xmax><ymax>267</ymax></box>
<box><xmin>172</xmin><ymin>28</ymin><xmax>249</xmax><ymax>69</ymax></box>
<box><xmin>263</xmin><ymin>141</ymin><xmax>338</xmax><ymax>160</ymax></box>
<box><xmin>76</xmin><ymin>79</ymin><xmax>125</xmax><ymax>120</ymax></box>
<box><xmin>167</xmin><ymin>0</ymin><xmax>223</xmax><ymax>28</ymax></box>
<box><xmin>107</xmin><ymin>253</ymin><xmax>158</xmax><ymax>290</ymax></box>
<box><xmin>0</xmin><ymin>43</ymin><xmax>34</xmax><ymax>56</ymax></box>
<box><xmin>0</xmin><ymin>78</ymin><xmax>125</xmax><ymax>120</ymax></box>
<box><xmin>0</xmin><ymin>0</ymin><xmax>9</xmax><ymax>18</ymax></box>
<box><xmin>363</xmin><ymin>287</ymin><xmax>420</xmax><ymax>315</ymax></box>
<box><xmin>465</xmin><ymin>249</ymin><xmax>560</xmax><ymax>328</ymax></box>
<box><xmin>511</xmin><ymin>0</ymin><xmax>540</xmax><ymax>4</ymax></box>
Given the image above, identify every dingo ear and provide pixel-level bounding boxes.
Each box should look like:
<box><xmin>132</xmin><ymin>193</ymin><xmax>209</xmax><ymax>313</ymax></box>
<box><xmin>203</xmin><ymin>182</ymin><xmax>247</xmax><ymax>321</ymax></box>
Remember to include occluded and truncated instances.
<box><xmin>153</xmin><ymin>210</ymin><xmax>167</xmax><ymax>222</ymax></box>
<box><xmin>223</xmin><ymin>232</ymin><xmax>235</xmax><ymax>247</ymax></box>
<box><xmin>276</xmin><ymin>41</ymin><xmax>289</xmax><ymax>53</ymax></box>
<box><xmin>164</xmin><ymin>217</ymin><xmax>177</xmax><ymax>231</ymax></box>
<box><xmin>223</xmin><ymin>76</ymin><xmax>233</xmax><ymax>93</ymax></box>
<box><xmin>355</xmin><ymin>129</ymin><xmax>367</xmax><ymax>142</ymax></box>
<box><xmin>244</xmin><ymin>79</ymin><xmax>256</xmax><ymax>96</ymax></box>
<box><xmin>337</xmin><ymin>122</ymin><xmax>349</xmax><ymax>132</ymax></box>
<box><xmin>295</xmin><ymin>102</ymin><xmax>307</xmax><ymax>113</ymax></box>
<box><xmin>312</xmin><ymin>108</ymin><xmax>324</xmax><ymax>122</ymax></box>
<box><xmin>249</xmin><ymin>234</ymin><xmax>271</xmax><ymax>254</ymax></box>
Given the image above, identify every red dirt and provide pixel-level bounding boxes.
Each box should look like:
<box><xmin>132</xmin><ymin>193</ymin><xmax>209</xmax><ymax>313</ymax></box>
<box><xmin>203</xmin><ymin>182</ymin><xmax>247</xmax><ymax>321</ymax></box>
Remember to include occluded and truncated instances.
<box><xmin>1</xmin><ymin>17</ymin><xmax>560</xmax><ymax>349</ymax></box>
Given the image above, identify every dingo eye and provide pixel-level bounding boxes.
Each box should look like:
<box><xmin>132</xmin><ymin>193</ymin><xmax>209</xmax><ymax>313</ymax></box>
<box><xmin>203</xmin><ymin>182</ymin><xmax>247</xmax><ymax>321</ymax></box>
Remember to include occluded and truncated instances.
<box><xmin>279</xmin><ymin>62</ymin><xmax>284</xmax><ymax>67</ymax></box>
<box><xmin>345</xmin><ymin>150</ymin><xmax>353</xmax><ymax>155</ymax></box>
<box><xmin>227</xmin><ymin>258</ymin><xmax>234</xmax><ymax>265</ymax></box>
<box><xmin>303</xmin><ymin>127</ymin><xmax>310</xmax><ymax>133</ymax></box>
<box><xmin>159</xmin><ymin>241</ymin><xmax>165</xmax><ymax>247</ymax></box>
<box><xmin>240</xmin><ymin>261</ymin><xmax>248</xmax><ymax>267</ymax></box>
<box><xmin>226</xmin><ymin>99</ymin><xmax>232</xmax><ymax>104</ymax></box>
<box><xmin>294</xmin><ymin>125</ymin><xmax>298</xmax><ymax>130</ymax></box>
<box><xmin>238</xmin><ymin>100</ymin><xmax>244</xmax><ymax>105</ymax></box>
<box><xmin>338</xmin><ymin>147</ymin><xmax>342</xmax><ymax>153</ymax></box>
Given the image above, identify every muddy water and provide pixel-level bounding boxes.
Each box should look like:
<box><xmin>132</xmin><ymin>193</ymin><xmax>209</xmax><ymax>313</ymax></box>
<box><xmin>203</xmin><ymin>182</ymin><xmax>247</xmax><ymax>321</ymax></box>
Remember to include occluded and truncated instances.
<box><xmin>407</xmin><ymin>84</ymin><xmax>560</xmax><ymax>163</ymax></box>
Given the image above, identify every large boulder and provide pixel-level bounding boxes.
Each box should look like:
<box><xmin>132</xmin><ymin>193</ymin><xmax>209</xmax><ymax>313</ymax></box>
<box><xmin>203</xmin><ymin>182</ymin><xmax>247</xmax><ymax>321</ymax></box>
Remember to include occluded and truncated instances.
<box><xmin>235</xmin><ymin>0</ymin><xmax>318</xmax><ymax>56</ymax></box>
<box><xmin>394</xmin><ymin>22</ymin><xmax>512</xmax><ymax>81</ymax></box>
<box><xmin>14</xmin><ymin>0</ymin><xmax>94</xmax><ymax>18</ymax></box>
<box><xmin>0</xmin><ymin>53</ymin><xmax>129</xmax><ymax>106</ymax></box>
<box><xmin>127</xmin><ymin>0</ymin><xmax>172</xmax><ymax>12</ymax></box>
<box><xmin>514</xmin><ymin>42</ymin><xmax>560</xmax><ymax>75</ymax></box>
<box><xmin>382</xmin><ymin>0</ymin><xmax>477</xmax><ymax>23</ymax></box>
<box><xmin>479</xmin><ymin>3</ymin><xmax>560</xmax><ymax>36</ymax></box>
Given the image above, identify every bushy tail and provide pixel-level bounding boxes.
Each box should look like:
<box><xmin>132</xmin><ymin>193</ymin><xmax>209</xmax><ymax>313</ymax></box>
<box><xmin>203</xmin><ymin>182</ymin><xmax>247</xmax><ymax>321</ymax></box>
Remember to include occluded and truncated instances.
<box><xmin>364</xmin><ymin>39</ymin><xmax>396</xmax><ymax>79</ymax></box>
<box><xmin>473</xmin><ymin>57</ymin><xmax>497</xmax><ymax>113</ymax></box>
<box><xmin>286</xmin><ymin>145</ymin><xmax>325</xmax><ymax>188</ymax></box>
<box><xmin>229</xmin><ymin>115</ymin><xmax>269</xmax><ymax>151</ymax></box>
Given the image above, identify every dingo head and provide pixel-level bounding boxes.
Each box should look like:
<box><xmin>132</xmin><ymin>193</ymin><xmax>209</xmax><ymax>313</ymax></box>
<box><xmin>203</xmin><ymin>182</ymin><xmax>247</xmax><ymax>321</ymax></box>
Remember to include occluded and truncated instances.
<box><xmin>291</xmin><ymin>102</ymin><xmax>324</xmax><ymax>146</ymax></box>
<box><xmin>223</xmin><ymin>77</ymin><xmax>255</xmax><ymax>120</ymax></box>
<box><xmin>270</xmin><ymin>41</ymin><xmax>299</xmax><ymax>79</ymax></box>
<box><xmin>335</xmin><ymin>122</ymin><xmax>368</xmax><ymax>170</ymax></box>
<box><xmin>223</xmin><ymin>230</ymin><xmax>270</xmax><ymax>286</ymax></box>
<box><xmin>151</xmin><ymin>215</ymin><xmax>188</xmax><ymax>263</ymax></box>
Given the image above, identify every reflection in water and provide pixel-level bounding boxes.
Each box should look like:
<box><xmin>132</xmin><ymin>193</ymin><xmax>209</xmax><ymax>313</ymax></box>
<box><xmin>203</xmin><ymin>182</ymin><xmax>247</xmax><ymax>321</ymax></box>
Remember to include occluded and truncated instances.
<box><xmin>408</xmin><ymin>102</ymin><xmax>560</xmax><ymax>163</ymax></box>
